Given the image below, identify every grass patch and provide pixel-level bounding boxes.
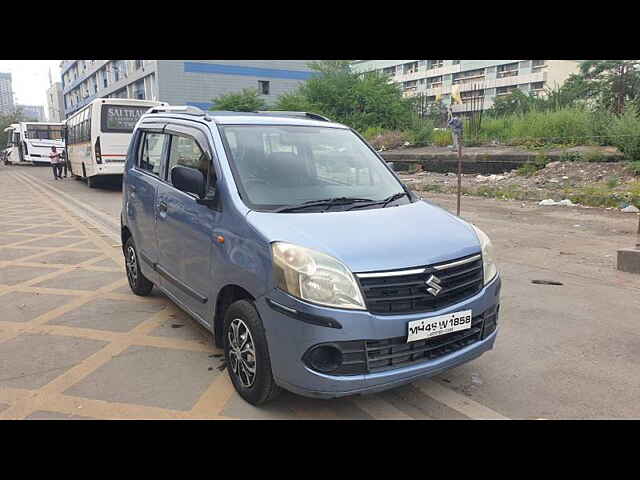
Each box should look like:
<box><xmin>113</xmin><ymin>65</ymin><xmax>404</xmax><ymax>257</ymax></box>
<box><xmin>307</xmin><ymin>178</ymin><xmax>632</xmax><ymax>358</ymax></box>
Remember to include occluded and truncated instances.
<box><xmin>629</xmin><ymin>161</ymin><xmax>640</xmax><ymax>176</ymax></box>
<box><xmin>606</xmin><ymin>176</ymin><xmax>620</xmax><ymax>189</ymax></box>
<box><xmin>516</xmin><ymin>152</ymin><xmax>550</xmax><ymax>177</ymax></box>
<box><xmin>432</xmin><ymin>130</ymin><xmax>452</xmax><ymax>147</ymax></box>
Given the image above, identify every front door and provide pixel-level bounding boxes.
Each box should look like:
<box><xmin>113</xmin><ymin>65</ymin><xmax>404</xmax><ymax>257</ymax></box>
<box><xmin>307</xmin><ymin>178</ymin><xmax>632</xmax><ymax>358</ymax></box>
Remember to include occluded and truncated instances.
<box><xmin>125</xmin><ymin>129</ymin><xmax>168</xmax><ymax>283</ymax></box>
<box><xmin>156</xmin><ymin>131</ymin><xmax>218</xmax><ymax>320</ymax></box>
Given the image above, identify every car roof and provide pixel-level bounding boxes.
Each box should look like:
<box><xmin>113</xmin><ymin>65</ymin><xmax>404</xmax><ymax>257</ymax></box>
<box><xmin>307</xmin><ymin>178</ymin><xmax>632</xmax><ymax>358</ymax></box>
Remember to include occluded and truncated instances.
<box><xmin>139</xmin><ymin>110</ymin><xmax>349</xmax><ymax>129</ymax></box>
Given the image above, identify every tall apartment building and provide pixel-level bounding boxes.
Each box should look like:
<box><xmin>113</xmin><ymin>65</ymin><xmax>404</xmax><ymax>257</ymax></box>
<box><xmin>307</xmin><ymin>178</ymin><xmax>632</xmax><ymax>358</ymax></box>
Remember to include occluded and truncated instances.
<box><xmin>17</xmin><ymin>104</ymin><xmax>45</xmax><ymax>122</ymax></box>
<box><xmin>0</xmin><ymin>72</ymin><xmax>15</xmax><ymax>115</ymax></box>
<box><xmin>60</xmin><ymin>60</ymin><xmax>316</xmax><ymax>118</ymax></box>
<box><xmin>46</xmin><ymin>82</ymin><xmax>65</xmax><ymax>122</ymax></box>
<box><xmin>351</xmin><ymin>60</ymin><xmax>581</xmax><ymax>113</ymax></box>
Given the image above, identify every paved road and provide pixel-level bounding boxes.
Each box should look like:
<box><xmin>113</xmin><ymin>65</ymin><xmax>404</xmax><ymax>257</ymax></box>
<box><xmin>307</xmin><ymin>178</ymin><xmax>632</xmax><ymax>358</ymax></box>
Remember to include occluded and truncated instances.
<box><xmin>2</xmin><ymin>164</ymin><xmax>639</xmax><ymax>419</ymax></box>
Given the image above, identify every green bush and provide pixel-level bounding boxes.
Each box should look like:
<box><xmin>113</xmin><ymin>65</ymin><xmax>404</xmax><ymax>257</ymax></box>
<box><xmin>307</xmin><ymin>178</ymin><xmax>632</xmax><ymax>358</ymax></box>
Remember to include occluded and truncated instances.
<box><xmin>582</xmin><ymin>150</ymin><xmax>607</xmax><ymax>162</ymax></box>
<box><xmin>432</xmin><ymin>129</ymin><xmax>452</xmax><ymax>147</ymax></box>
<box><xmin>607</xmin><ymin>111</ymin><xmax>640</xmax><ymax>161</ymax></box>
<box><xmin>362</xmin><ymin>126</ymin><xmax>386</xmax><ymax>141</ymax></box>
<box><xmin>407</xmin><ymin>120</ymin><xmax>434</xmax><ymax>146</ymax></box>
<box><xmin>558</xmin><ymin>150</ymin><xmax>583</xmax><ymax>162</ymax></box>
<box><xmin>517</xmin><ymin>153</ymin><xmax>550</xmax><ymax>176</ymax></box>
<box><xmin>473</xmin><ymin>108</ymin><xmax>606</xmax><ymax>147</ymax></box>
<box><xmin>210</xmin><ymin>88</ymin><xmax>267</xmax><ymax>112</ymax></box>
<box><xmin>516</xmin><ymin>163</ymin><xmax>539</xmax><ymax>177</ymax></box>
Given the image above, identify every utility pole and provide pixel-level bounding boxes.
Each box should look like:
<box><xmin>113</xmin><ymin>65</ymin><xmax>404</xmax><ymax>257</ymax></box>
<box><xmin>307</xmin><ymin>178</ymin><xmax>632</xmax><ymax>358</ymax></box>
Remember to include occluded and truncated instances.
<box><xmin>447</xmin><ymin>96</ymin><xmax>464</xmax><ymax>217</ymax></box>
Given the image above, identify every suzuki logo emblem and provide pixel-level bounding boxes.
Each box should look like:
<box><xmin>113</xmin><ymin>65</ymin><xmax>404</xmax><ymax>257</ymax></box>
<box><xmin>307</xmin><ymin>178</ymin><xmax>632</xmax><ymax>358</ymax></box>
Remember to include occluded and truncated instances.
<box><xmin>425</xmin><ymin>274</ymin><xmax>443</xmax><ymax>296</ymax></box>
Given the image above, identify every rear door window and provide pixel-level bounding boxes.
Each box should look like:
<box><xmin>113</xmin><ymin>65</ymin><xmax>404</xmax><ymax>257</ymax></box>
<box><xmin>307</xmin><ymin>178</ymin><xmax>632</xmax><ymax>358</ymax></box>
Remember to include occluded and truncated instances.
<box><xmin>138</xmin><ymin>132</ymin><xmax>166</xmax><ymax>177</ymax></box>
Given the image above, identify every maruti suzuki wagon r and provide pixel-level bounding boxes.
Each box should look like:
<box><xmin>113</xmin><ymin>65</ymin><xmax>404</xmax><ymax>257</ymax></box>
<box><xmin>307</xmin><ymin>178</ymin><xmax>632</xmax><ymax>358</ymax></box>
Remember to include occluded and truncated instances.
<box><xmin>120</xmin><ymin>106</ymin><xmax>501</xmax><ymax>405</ymax></box>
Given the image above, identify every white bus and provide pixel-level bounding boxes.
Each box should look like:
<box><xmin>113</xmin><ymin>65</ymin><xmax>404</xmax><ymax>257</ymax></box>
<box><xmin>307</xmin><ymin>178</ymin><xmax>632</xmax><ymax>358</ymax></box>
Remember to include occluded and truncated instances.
<box><xmin>65</xmin><ymin>98</ymin><xmax>167</xmax><ymax>187</ymax></box>
<box><xmin>3</xmin><ymin>122</ymin><xmax>64</xmax><ymax>165</ymax></box>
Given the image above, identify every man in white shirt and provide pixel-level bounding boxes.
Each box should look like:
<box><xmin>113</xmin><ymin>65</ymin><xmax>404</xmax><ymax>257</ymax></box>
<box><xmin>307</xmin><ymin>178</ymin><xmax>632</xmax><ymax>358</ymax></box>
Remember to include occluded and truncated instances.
<box><xmin>49</xmin><ymin>146</ymin><xmax>62</xmax><ymax>180</ymax></box>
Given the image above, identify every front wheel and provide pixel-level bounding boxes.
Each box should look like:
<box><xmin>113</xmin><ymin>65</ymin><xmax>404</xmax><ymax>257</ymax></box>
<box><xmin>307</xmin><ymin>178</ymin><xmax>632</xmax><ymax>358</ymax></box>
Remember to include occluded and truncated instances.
<box><xmin>224</xmin><ymin>300</ymin><xmax>281</xmax><ymax>405</ymax></box>
<box><xmin>124</xmin><ymin>236</ymin><xmax>153</xmax><ymax>296</ymax></box>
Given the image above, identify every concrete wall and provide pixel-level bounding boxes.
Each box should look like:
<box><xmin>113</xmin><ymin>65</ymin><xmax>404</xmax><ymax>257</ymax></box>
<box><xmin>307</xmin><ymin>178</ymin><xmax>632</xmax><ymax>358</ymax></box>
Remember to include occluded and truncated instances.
<box><xmin>156</xmin><ymin>60</ymin><xmax>315</xmax><ymax>109</ymax></box>
<box><xmin>46</xmin><ymin>82</ymin><xmax>65</xmax><ymax>122</ymax></box>
<box><xmin>545</xmin><ymin>60</ymin><xmax>581</xmax><ymax>89</ymax></box>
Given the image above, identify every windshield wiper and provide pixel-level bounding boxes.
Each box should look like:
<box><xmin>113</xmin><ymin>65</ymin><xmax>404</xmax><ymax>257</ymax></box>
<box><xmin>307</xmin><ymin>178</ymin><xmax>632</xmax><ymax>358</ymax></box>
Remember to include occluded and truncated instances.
<box><xmin>347</xmin><ymin>192</ymin><xmax>410</xmax><ymax>211</ymax></box>
<box><xmin>274</xmin><ymin>197</ymin><xmax>374</xmax><ymax>213</ymax></box>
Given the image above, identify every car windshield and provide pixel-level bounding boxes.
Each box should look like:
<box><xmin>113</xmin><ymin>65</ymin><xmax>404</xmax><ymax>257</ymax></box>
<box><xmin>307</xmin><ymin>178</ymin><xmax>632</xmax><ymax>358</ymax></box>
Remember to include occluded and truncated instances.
<box><xmin>219</xmin><ymin>125</ymin><xmax>408</xmax><ymax>211</ymax></box>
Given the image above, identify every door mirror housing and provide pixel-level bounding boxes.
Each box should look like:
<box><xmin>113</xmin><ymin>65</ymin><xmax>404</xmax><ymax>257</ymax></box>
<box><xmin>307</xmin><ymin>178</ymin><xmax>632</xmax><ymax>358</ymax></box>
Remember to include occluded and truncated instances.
<box><xmin>171</xmin><ymin>166</ymin><xmax>206</xmax><ymax>199</ymax></box>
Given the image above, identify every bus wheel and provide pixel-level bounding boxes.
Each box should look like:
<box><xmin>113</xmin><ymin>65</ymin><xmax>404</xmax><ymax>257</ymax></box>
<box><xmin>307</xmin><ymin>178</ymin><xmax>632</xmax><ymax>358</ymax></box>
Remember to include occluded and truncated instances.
<box><xmin>87</xmin><ymin>176</ymin><xmax>95</xmax><ymax>188</ymax></box>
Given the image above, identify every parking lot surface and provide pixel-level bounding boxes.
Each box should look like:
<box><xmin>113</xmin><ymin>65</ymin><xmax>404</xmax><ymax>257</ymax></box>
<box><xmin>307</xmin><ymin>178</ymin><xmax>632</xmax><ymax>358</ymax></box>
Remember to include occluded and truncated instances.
<box><xmin>1</xmin><ymin>164</ymin><xmax>639</xmax><ymax>419</ymax></box>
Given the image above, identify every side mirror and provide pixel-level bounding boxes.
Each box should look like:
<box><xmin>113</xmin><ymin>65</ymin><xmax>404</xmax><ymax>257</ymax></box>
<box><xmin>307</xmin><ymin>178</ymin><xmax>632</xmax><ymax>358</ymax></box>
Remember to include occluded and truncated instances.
<box><xmin>171</xmin><ymin>166</ymin><xmax>205</xmax><ymax>199</ymax></box>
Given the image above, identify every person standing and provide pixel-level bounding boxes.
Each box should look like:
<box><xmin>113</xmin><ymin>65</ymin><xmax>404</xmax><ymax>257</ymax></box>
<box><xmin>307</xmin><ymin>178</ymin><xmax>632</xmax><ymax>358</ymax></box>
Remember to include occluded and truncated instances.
<box><xmin>447</xmin><ymin>111</ymin><xmax>464</xmax><ymax>151</ymax></box>
<box><xmin>49</xmin><ymin>146</ymin><xmax>62</xmax><ymax>180</ymax></box>
<box><xmin>59</xmin><ymin>149</ymin><xmax>68</xmax><ymax>178</ymax></box>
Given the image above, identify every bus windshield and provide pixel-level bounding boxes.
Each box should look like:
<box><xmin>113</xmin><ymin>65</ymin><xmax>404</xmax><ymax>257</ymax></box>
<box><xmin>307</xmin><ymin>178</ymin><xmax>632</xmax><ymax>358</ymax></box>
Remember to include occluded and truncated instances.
<box><xmin>26</xmin><ymin>125</ymin><xmax>64</xmax><ymax>140</ymax></box>
<box><xmin>101</xmin><ymin>105</ymin><xmax>150</xmax><ymax>133</ymax></box>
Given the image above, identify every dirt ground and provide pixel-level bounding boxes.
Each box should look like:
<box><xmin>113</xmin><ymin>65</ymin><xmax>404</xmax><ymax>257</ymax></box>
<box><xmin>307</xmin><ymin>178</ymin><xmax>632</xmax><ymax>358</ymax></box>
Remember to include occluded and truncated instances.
<box><xmin>399</xmin><ymin>161</ymin><xmax>640</xmax><ymax>207</ymax></box>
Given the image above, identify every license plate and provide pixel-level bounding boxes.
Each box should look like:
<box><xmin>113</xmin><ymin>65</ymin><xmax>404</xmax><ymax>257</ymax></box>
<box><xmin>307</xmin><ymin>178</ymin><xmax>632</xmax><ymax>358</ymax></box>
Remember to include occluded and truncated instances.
<box><xmin>407</xmin><ymin>309</ymin><xmax>473</xmax><ymax>343</ymax></box>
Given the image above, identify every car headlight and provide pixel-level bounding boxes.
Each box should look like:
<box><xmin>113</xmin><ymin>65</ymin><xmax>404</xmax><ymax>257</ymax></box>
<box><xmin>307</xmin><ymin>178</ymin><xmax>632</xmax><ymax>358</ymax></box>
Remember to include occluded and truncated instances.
<box><xmin>272</xmin><ymin>242</ymin><xmax>366</xmax><ymax>310</ymax></box>
<box><xmin>471</xmin><ymin>225</ymin><xmax>498</xmax><ymax>285</ymax></box>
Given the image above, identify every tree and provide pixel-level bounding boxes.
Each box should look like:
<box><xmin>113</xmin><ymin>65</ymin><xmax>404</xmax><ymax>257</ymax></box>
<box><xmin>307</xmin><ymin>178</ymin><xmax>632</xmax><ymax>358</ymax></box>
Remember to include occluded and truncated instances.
<box><xmin>0</xmin><ymin>108</ymin><xmax>25</xmax><ymax>148</ymax></box>
<box><xmin>578</xmin><ymin>60</ymin><xmax>640</xmax><ymax>115</ymax></box>
<box><xmin>210</xmin><ymin>88</ymin><xmax>267</xmax><ymax>112</ymax></box>
<box><xmin>488</xmin><ymin>89</ymin><xmax>543</xmax><ymax>116</ymax></box>
<box><xmin>272</xmin><ymin>90</ymin><xmax>311</xmax><ymax>112</ymax></box>
<box><xmin>274</xmin><ymin>60</ymin><xmax>414</xmax><ymax>132</ymax></box>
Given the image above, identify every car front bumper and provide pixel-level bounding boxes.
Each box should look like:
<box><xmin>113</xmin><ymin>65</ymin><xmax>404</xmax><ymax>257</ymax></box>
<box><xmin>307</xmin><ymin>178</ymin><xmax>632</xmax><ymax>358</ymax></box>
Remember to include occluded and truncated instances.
<box><xmin>257</xmin><ymin>275</ymin><xmax>501</xmax><ymax>399</ymax></box>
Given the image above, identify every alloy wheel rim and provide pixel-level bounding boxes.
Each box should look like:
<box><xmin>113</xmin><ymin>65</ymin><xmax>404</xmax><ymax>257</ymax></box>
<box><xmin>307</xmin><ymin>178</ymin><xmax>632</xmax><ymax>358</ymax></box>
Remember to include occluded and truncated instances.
<box><xmin>228</xmin><ymin>318</ymin><xmax>257</xmax><ymax>388</ymax></box>
<box><xmin>126</xmin><ymin>246</ymin><xmax>138</xmax><ymax>285</ymax></box>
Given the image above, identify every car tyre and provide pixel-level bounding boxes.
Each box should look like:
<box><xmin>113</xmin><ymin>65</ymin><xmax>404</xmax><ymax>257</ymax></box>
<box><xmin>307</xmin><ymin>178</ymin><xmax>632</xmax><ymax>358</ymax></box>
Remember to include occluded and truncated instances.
<box><xmin>224</xmin><ymin>300</ymin><xmax>281</xmax><ymax>405</ymax></box>
<box><xmin>124</xmin><ymin>236</ymin><xmax>153</xmax><ymax>296</ymax></box>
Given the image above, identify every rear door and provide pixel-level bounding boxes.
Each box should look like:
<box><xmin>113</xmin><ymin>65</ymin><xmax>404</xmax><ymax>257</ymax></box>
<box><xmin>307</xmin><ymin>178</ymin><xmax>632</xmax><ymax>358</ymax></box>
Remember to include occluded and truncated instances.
<box><xmin>155</xmin><ymin>124</ymin><xmax>219</xmax><ymax>321</ymax></box>
<box><xmin>125</xmin><ymin>126</ymin><xmax>169</xmax><ymax>283</ymax></box>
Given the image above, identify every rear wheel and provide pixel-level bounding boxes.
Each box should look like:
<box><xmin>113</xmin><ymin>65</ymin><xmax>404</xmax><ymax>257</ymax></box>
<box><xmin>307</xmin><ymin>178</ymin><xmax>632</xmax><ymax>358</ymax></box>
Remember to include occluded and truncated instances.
<box><xmin>224</xmin><ymin>300</ymin><xmax>281</xmax><ymax>405</ymax></box>
<box><xmin>124</xmin><ymin>236</ymin><xmax>153</xmax><ymax>296</ymax></box>
<box><xmin>87</xmin><ymin>176</ymin><xmax>95</xmax><ymax>188</ymax></box>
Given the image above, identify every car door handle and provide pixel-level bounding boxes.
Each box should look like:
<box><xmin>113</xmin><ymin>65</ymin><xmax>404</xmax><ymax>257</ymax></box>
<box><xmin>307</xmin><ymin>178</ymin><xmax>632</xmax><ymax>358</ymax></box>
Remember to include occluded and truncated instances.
<box><xmin>158</xmin><ymin>201</ymin><xmax>168</xmax><ymax>213</ymax></box>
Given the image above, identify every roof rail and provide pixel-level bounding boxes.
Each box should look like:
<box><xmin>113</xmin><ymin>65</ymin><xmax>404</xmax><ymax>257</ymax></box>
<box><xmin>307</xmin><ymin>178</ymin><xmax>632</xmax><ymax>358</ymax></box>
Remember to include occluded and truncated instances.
<box><xmin>256</xmin><ymin>111</ymin><xmax>331</xmax><ymax>122</ymax></box>
<box><xmin>146</xmin><ymin>105</ymin><xmax>207</xmax><ymax>116</ymax></box>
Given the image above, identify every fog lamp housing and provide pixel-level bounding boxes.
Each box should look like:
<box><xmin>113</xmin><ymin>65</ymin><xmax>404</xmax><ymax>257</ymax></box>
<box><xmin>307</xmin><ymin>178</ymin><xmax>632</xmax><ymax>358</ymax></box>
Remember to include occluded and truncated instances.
<box><xmin>304</xmin><ymin>345</ymin><xmax>343</xmax><ymax>373</ymax></box>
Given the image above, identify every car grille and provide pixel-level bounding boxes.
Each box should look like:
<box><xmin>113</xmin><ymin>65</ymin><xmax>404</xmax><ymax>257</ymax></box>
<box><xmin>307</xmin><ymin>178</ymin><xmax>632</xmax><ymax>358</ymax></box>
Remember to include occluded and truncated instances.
<box><xmin>307</xmin><ymin>306</ymin><xmax>498</xmax><ymax>376</ymax></box>
<box><xmin>356</xmin><ymin>254</ymin><xmax>484</xmax><ymax>315</ymax></box>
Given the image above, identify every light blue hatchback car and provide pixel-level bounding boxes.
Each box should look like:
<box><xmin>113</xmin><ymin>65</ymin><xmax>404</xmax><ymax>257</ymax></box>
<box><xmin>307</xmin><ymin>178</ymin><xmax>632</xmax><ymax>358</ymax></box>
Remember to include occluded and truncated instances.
<box><xmin>120</xmin><ymin>106</ymin><xmax>501</xmax><ymax>405</ymax></box>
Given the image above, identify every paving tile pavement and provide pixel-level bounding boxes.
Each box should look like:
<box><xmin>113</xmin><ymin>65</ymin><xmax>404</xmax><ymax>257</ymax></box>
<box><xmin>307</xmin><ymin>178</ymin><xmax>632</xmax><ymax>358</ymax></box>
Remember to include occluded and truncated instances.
<box><xmin>0</xmin><ymin>168</ymin><xmax>501</xmax><ymax>420</ymax></box>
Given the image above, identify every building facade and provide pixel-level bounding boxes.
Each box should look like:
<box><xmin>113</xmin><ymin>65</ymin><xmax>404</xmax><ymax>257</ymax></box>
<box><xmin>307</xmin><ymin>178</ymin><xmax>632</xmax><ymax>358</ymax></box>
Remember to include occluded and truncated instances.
<box><xmin>350</xmin><ymin>60</ymin><xmax>581</xmax><ymax>113</ymax></box>
<box><xmin>60</xmin><ymin>60</ymin><xmax>316</xmax><ymax>118</ymax></box>
<box><xmin>17</xmin><ymin>104</ymin><xmax>45</xmax><ymax>122</ymax></box>
<box><xmin>0</xmin><ymin>72</ymin><xmax>15</xmax><ymax>115</ymax></box>
<box><xmin>46</xmin><ymin>82</ymin><xmax>65</xmax><ymax>122</ymax></box>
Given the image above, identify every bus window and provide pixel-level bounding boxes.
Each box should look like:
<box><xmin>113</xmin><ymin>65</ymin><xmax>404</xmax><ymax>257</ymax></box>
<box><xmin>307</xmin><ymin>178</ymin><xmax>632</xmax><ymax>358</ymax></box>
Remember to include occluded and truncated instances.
<box><xmin>26</xmin><ymin>125</ymin><xmax>64</xmax><ymax>140</ymax></box>
<box><xmin>102</xmin><ymin>105</ymin><xmax>149</xmax><ymax>133</ymax></box>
